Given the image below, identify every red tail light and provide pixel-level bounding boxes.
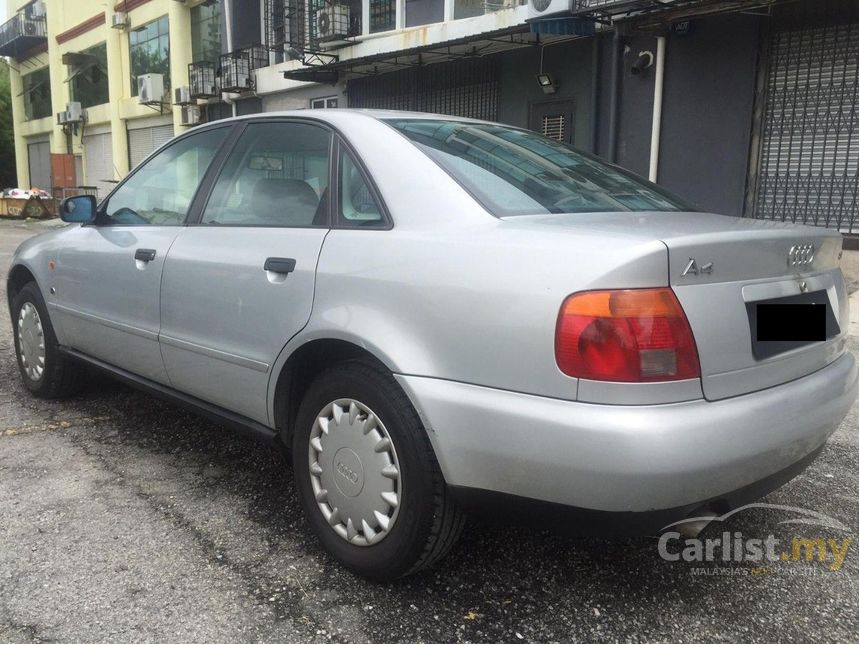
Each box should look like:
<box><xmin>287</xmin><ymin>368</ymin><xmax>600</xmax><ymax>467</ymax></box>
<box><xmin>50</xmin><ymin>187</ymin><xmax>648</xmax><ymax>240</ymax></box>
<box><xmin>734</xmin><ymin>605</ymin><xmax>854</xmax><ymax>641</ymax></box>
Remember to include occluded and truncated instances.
<box><xmin>555</xmin><ymin>288</ymin><xmax>700</xmax><ymax>382</ymax></box>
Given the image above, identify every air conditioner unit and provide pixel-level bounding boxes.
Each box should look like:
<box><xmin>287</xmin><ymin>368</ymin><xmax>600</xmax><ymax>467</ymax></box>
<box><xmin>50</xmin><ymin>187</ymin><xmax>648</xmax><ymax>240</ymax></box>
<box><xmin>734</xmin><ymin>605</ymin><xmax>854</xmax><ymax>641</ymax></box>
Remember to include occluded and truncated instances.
<box><xmin>138</xmin><ymin>73</ymin><xmax>164</xmax><ymax>104</ymax></box>
<box><xmin>180</xmin><ymin>105</ymin><xmax>202</xmax><ymax>126</ymax></box>
<box><xmin>111</xmin><ymin>12</ymin><xmax>129</xmax><ymax>29</ymax></box>
<box><xmin>174</xmin><ymin>85</ymin><xmax>192</xmax><ymax>105</ymax></box>
<box><xmin>57</xmin><ymin>111</ymin><xmax>68</xmax><ymax>125</ymax></box>
<box><xmin>29</xmin><ymin>1</ymin><xmax>46</xmax><ymax>17</ymax></box>
<box><xmin>527</xmin><ymin>0</ymin><xmax>573</xmax><ymax>20</ymax></box>
<box><xmin>316</xmin><ymin>5</ymin><xmax>350</xmax><ymax>42</ymax></box>
<box><xmin>65</xmin><ymin>101</ymin><xmax>83</xmax><ymax>123</ymax></box>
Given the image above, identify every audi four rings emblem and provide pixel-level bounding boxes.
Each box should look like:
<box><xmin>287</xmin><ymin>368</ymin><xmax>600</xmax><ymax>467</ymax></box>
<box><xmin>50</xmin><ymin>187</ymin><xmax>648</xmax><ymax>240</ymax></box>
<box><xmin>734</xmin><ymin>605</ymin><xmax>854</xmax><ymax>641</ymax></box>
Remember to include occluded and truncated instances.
<box><xmin>787</xmin><ymin>243</ymin><xmax>815</xmax><ymax>267</ymax></box>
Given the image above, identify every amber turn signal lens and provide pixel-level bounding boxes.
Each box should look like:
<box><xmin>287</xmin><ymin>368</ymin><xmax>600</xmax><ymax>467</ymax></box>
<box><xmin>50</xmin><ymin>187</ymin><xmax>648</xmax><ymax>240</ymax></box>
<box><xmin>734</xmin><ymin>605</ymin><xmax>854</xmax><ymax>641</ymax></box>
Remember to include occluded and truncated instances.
<box><xmin>555</xmin><ymin>288</ymin><xmax>701</xmax><ymax>382</ymax></box>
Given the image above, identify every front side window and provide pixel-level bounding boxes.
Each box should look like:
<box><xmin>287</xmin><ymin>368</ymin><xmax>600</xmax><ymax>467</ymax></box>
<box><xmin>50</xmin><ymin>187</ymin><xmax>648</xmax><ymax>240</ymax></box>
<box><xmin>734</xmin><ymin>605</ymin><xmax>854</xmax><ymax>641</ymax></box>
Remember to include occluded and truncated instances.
<box><xmin>130</xmin><ymin>16</ymin><xmax>170</xmax><ymax>97</ymax></box>
<box><xmin>191</xmin><ymin>0</ymin><xmax>221</xmax><ymax>64</ymax></box>
<box><xmin>386</xmin><ymin>119</ymin><xmax>695</xmax><ymax>216</ymax></box>
<box><xmin>201</xmin><ymin>122</ymin><xmax>331</xmax><ymax>227</ymax></box>
<box><xmin>104</xmin><ymin>127</ymin><xmax>229</xmax><ymax>226</ymax></box>
<box><xmin>22</xmin><ymin>68</ymin><xmax>51</xmax><ymax>120</ymax></box>
<box><xmin>69</xmin><ymin>43</ymin><xmax>109</xmax><ymax>108</ymax></box>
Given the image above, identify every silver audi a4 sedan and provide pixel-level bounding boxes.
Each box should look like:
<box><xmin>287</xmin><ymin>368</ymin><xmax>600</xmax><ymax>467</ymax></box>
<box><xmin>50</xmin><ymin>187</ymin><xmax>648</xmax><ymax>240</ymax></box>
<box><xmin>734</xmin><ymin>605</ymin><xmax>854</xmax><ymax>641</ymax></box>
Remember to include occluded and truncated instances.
<box><xmin>8</xmin><ymin>110</ymin><xmax>857</xmax><ymax>579</ymax></box>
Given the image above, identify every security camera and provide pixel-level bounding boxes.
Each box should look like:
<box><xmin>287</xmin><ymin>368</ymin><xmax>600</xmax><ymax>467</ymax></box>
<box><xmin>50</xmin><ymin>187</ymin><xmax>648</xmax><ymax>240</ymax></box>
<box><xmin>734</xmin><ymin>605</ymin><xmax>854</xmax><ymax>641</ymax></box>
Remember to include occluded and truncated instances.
<box><xmin>631</xmin><ymin>51</ymin><xmax>654</xmax><ymax>75</ymax></box>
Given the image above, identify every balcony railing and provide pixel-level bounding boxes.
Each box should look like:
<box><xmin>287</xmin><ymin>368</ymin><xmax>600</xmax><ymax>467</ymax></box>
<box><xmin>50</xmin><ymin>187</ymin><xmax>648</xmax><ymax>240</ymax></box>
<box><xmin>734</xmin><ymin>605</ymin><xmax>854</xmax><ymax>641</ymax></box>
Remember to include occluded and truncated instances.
<box><xmin>0</xmin><ymin>12</ymin><xmax>47</xmax><ymax>59</ymax></box>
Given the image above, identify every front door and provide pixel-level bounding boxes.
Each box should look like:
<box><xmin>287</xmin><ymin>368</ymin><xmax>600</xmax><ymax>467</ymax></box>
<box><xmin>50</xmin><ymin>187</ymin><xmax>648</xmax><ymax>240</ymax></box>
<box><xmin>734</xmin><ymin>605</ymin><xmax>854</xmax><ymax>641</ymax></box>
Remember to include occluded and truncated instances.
<box><xmin>51</xmin><ymin>125</ymin><xmax>231</xmax><ymax>384</ymax></box>
<box><xmin>159</xmin><ymin>120</ymin><xmax>332</xmax><ymax>424</ymax></box>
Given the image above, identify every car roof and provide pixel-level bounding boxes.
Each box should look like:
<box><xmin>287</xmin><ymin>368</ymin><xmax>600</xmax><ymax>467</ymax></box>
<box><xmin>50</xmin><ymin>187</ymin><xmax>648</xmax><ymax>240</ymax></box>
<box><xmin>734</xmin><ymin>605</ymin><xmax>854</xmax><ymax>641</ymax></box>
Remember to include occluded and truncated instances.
<box><xmin>206</xmin><ymin>108</ymin><xmax>493</xmax><ymax>127</ymax></box>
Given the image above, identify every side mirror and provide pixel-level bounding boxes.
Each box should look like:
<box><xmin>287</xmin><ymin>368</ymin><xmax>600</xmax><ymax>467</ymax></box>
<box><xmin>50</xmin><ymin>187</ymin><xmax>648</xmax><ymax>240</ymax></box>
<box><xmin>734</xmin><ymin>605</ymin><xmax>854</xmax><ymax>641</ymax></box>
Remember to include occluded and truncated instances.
<box><xmin>59</xmin><ymin>195</ymin><xmax>97</xmax><ymax>224</ymax></box>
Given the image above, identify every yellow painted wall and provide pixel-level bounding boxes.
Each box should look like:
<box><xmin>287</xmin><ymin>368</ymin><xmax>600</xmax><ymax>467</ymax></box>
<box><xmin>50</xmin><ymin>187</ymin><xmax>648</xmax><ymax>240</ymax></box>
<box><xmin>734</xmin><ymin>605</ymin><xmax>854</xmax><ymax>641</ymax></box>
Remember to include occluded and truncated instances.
<box><xmin>10</xmin><ymin>0</ymin><xmax>193</xmax><ymax>189</ymax></box>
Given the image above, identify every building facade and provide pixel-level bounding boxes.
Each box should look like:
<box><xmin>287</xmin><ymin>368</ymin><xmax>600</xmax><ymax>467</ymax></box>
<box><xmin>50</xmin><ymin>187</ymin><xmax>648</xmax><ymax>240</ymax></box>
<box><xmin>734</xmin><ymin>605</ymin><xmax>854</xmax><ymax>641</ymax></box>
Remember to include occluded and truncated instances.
<box><xmin>3</xmin><ymin>0</ymin><xmax>857</xmax><ymax>235</ymax></box>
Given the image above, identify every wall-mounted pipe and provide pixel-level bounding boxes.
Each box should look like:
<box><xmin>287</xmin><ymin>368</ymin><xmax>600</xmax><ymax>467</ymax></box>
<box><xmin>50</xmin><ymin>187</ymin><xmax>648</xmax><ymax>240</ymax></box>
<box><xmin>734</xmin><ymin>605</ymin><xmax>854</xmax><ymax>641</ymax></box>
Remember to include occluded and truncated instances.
<box><xmin>223</xmin><ymin>0</ymin><xmax>238</xmax><ymax>118</ymax></box>
<box><xmin>607</xmin><ymin>30</ymin><xmax>622</xmax><ymax>163</ymax></box>
<box><xmin>648</xmin><ymin>35</ymin><xmax>666</xmax><ymax>182</ymax></box>
<box><xmin>590</xmin><ymin>34</ymin><xmax>600</xmax><ymax>154</ymax></box>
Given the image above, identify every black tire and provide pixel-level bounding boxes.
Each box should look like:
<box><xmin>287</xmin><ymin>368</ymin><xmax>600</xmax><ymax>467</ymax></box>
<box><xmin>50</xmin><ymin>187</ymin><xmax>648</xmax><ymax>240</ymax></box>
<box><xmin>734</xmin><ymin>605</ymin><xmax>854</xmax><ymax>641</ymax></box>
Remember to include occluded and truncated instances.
<box><xmin>11</xmin><ymin>282</ymin><xmax>84</xmax><ymax>399</ymax></box>
<box><xmin>293</xmin><ymin>360</ymin><xmax>465</xmax><ymax>580</ymax></box>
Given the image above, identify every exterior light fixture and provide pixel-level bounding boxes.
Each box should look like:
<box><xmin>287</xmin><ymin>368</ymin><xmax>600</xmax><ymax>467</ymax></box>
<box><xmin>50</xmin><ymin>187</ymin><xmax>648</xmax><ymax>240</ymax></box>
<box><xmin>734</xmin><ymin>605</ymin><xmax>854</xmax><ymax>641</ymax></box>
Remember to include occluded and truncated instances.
<box><xmin>536</xmin><ymin>73</ymin><xmax>556</xmax><ymax>94</ymax></box>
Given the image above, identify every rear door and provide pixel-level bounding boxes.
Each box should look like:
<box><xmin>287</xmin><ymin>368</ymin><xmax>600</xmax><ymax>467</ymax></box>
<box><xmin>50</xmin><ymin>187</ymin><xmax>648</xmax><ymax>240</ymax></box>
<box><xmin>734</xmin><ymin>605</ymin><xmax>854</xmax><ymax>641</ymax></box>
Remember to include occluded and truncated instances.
<box><xmin>158</xmin><ymin>120</ymin><xmax>333</xmax><ymax>424</ymax></box>
<box><xmin>51</xmin><ymin>125</ymin><xmax>232</xmax><ymax>384</ymax></box>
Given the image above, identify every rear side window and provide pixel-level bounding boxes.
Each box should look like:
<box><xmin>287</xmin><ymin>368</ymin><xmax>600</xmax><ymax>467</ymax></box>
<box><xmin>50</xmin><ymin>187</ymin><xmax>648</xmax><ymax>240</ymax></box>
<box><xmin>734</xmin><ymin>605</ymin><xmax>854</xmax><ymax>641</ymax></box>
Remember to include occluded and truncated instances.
<box><xmin>385</xmin><ymin>119</ymin><xmax>695</xmax><ymax>217</ymax></box>
<box><xmin>201</xmin><ymin>122</ymin><xmax>331</xmax><ymax>227</ymax></box>
<box><xmin>338</xmin><ymin>148</ymin><xmax>385</xmax><ymax>228</ymax></box>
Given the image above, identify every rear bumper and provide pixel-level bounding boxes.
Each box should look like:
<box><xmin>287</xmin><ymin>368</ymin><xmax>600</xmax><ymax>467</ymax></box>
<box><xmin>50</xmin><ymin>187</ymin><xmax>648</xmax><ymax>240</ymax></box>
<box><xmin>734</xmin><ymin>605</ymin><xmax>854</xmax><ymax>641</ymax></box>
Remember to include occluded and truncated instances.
<box><xmin>395</xmin><ymin>351</ymin><xmax>857</xmax><ymax>513</ymax></box>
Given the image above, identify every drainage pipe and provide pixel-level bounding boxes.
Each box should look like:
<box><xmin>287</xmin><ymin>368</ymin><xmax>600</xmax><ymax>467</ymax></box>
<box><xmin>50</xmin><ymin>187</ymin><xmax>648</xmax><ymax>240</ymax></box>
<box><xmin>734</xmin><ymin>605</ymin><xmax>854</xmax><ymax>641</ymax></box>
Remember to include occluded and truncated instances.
<box><xmin>223</xmin><ymin>0</ymin><xmax>238</xmax><ymax>118</ymax></box>
<box><xmin>648</xmin><ymin>35</ymin><xmax>666</xmax><ymax>182</ymax></box>
<box><xmin>590</xmin><ymin>34</ymin><xmax>600</xmax><ymax>154</ymax></box>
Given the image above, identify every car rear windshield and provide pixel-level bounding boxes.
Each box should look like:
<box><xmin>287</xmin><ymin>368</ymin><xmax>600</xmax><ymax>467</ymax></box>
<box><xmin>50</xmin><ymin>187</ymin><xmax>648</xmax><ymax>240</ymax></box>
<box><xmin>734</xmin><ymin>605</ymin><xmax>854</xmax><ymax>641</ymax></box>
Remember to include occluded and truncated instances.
<box><xmin>384</xmin><ymin>119</ymin><xmax>695</xmax><ymax>216</ymax></box>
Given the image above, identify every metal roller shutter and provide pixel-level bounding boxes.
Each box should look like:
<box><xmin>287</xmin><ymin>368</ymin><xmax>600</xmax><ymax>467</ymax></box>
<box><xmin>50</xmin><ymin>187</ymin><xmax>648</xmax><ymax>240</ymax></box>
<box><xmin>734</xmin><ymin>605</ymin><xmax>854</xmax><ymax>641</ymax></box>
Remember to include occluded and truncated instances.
<box><xmin>348</xmin><ymin>57</ymin><xmax>499</xmax><ymax>121</ymax></box>
<box><xmin>83</xmin><ymin>132</ymin><xmax>114</xmax><ymax>202</ymax></box>
<box><xmin>128</xmin><ymin>124</ymin><xmax>175</xmax><ymax>169</ymax></box>
<box><xmin>27</xmin><ymin>141</ymin><xmax>50</xmax><ymax>191</ymax></box>
<box><xmin>749</xmin><ymin>3</ymin><xmax>858</xmax><ymax>233</ymax></box>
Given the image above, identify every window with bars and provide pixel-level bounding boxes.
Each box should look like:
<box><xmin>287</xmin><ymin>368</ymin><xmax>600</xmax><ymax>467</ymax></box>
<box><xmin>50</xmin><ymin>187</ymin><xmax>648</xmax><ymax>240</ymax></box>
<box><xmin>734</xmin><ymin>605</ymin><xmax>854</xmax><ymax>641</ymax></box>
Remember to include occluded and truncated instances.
<box><xmin>542</xmin><ymin>115</ymin><xmax>565</xmax><ymax>141</ymax></box>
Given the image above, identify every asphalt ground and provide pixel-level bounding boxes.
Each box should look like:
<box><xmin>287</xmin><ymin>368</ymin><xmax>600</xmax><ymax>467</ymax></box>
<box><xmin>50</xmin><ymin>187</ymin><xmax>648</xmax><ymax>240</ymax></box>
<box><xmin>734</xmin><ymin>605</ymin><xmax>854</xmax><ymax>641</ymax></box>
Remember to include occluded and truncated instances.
<box><xmin>0</xmin><ymin>219</ymin><xmax>857</xmax><ymax>643</ymax></box>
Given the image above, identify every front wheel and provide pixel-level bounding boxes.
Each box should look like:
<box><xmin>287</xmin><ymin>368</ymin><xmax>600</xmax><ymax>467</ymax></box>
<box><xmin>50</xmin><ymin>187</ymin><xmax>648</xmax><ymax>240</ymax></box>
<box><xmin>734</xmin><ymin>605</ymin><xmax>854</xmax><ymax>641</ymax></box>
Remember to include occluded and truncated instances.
<box><xmin>11</xmin><ymin>282</ymin><xmax>83</xmax><ymax>398</ymax></box>
<box><xmin>292</xmin><ymin>360</ymin><xmax>464</xmax><ymax>580</ymax></box>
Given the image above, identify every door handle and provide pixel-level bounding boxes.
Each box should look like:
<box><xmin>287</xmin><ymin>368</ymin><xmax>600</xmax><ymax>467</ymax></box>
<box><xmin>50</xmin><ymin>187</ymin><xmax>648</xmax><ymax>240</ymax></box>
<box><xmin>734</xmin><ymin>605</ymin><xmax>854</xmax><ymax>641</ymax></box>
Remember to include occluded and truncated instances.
<box><xmin>134</xmin><ymin>248</ymin><xmax>156</xmax><ymax>262</ymax></box>
<box><xmin>264</xmin><ymin>257</ymin><xmax>296</xmax><ymax>274</ymax></box>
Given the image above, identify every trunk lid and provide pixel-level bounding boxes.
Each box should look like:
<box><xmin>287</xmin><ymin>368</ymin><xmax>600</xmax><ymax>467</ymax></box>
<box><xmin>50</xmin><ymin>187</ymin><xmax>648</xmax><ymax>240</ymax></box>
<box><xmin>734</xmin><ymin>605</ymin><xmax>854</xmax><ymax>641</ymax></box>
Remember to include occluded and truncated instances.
<box><xmin>510</xmin><ymin>211</ymin><xmax>848</xmax><ymax>400</ymax></box>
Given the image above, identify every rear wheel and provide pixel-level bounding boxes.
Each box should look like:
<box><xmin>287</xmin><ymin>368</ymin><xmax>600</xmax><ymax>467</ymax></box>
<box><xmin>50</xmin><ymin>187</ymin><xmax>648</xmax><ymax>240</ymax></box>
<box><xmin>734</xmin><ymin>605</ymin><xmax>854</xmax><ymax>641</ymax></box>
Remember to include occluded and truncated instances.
<box><xmin>11</xmin><ymin>282</ymin><xmax>83</xmax><ymax>398</ymax></box>
<box><xmin>292</xmin><ymin>360</ymin><xmax>464</xmax><ymax>580</ymax></box>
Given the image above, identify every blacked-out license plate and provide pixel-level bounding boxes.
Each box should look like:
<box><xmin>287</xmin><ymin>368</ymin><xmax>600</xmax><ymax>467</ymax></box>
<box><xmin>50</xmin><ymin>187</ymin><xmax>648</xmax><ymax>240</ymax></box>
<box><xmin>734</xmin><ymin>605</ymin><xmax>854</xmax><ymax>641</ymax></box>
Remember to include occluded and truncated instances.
<box><xmin>747</xmin><ymin>290</ymin><xmax>839</xmax><ymax>360</ymax></box>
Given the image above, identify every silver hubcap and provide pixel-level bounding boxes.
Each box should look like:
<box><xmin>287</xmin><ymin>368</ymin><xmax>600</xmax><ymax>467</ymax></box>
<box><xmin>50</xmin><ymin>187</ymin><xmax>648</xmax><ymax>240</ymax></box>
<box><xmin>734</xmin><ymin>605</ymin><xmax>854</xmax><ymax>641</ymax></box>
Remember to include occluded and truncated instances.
<box><xmin>17</xmin><ymin>302</ymin><xmax>45</xmax><ymax>382</ymax></box>
<box><xmin>308</xmin><ymin>399</ymin><xmax>401</xmax><ymax>546</ymax></box>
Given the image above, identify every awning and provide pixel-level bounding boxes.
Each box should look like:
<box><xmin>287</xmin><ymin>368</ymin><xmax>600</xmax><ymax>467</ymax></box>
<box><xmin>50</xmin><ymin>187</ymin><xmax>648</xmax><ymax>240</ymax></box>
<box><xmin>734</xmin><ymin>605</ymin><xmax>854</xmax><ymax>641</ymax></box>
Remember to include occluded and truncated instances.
<box><xmin>283</xmin><ymin>25</ymin><xmax>590</xmax><ymax>83</ymax></box>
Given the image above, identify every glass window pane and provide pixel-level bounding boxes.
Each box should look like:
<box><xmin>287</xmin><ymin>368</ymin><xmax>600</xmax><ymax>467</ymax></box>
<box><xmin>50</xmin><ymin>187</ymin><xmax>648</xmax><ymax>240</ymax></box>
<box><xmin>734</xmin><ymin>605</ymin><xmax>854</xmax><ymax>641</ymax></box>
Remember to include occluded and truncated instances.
<box><xmin>23</xmin><ymin>67</ymin><xmax>51</xmax><ymax>120</ymax></box>
<box><xmin>130</xmin><ymin>16</ymin><xmax>171</xmax><ymax>96</ymax></box>
<box><xmin>105</xmin><ymin>127</ymin><xmax>229</xmax><ymax>226</ymax></box>
<box><xmin>202</xmin><ymin>122</ymin><xmax>331</xmax><ymax>227</ymax></box>
<box><xmin>386</xmin><ymin>119</ymin><xmax>695</xmax><ymax>216</ymax></box>
<box><xmin>339</xmin><ymin>150</ymin><xmax>383</xmax><ymax>227</ymax></box>
<box><xmin>70</xmin><ymin>43</ymin><xmax>109</xmax><ymax>108</ymax></box>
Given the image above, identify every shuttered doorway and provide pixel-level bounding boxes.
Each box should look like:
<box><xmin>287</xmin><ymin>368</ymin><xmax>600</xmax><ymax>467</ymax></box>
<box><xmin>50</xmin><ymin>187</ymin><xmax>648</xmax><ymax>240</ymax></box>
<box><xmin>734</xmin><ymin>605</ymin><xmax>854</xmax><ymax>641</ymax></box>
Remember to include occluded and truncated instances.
<box><xmin>128</xmin><ymin>124</ymin><xmax>175</xmax><ymax>169</ymax></box>
<box><xmin>748</xmin><ymin>0</ymin><xmax>858</xmax><ymax>233</ymax></box>
<box><xmin>27</xmin><ymin>140</ymin><xmax>51</xmax><ymax>191</ymax></box>
<box><xmin>83</xmin><ymin>132</ymin><xmax>115</xmax><ymax>202</ymax></box>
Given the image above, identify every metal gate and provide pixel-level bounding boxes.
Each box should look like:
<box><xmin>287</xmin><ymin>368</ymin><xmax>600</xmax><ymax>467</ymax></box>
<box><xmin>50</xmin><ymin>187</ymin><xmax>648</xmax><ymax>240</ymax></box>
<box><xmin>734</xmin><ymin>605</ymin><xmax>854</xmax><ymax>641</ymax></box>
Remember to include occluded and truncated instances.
<box><xmin>348</xmin><ymin>57</ymin><xmax>499</xmax><ymax>121</ymax></box>
<box><xmin>747</xmin><ymin>0</ymin><xmax>858</xmax><ymax>234</ymax></box>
